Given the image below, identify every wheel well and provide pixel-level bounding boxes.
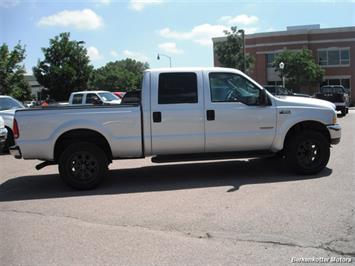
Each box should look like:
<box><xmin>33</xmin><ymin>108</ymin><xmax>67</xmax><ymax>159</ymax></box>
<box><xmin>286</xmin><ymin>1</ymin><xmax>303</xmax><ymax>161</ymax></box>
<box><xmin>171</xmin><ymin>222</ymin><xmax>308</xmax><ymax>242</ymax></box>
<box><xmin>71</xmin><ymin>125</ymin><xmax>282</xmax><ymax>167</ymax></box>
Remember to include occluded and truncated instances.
<box><xmin>5</xmin><ymin>126</ymin><xmax>14</xmax><ymax>144</ymax></box>
<box><xmin>284</xmin><ymin>121</ymin><xmax>330</xmax><ymax>149</ymax></box>
<box><xmin>54</xmin><ymin>129</ymin><xmax>112</xmax><ymax>162</ymax></box>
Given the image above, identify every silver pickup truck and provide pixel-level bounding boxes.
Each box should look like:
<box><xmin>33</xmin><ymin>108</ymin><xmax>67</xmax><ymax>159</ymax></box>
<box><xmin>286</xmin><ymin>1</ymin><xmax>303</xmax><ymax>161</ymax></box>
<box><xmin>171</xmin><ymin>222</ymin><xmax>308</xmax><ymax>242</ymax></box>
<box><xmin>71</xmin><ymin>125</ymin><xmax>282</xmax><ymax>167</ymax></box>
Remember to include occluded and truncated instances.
<box><xmin>10</xmin><ymin>67</ymin><xmax>341</xmax><ymax>189</ymax></box>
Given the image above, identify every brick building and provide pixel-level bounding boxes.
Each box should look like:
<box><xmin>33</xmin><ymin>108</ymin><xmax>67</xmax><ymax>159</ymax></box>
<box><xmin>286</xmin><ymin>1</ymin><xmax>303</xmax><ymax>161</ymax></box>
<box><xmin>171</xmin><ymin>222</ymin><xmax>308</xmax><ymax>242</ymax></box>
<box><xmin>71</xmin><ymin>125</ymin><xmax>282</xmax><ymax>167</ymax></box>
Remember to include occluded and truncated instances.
<box><xmin>212</xmin><ymin>25</ymin><xmax>355</xmax><ymax>103</ymax></box>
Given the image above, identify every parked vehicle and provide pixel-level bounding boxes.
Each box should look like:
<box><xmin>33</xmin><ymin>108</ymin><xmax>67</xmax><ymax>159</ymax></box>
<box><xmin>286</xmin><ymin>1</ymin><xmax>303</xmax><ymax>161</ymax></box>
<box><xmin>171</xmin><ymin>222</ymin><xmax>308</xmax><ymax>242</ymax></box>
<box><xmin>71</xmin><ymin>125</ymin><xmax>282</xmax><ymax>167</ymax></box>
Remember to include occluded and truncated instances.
<box><xmin>0</xmin><ymin>116</ymin><xmax>8</xmax><ymax>151</ymax></box>
<box><xmin>11</xmin><ymin>67</ymin><xmax>341</xmax><ymax>190</ymax></box>
<box><xmin>120</xmin><ymin>90</ymin><xmax>141</xmax><ymax>104</ymax></box>
<box><xmin>264</xmin><ymin>85</ymin><xmax>310</xmax><ymax>97</ymax></box>
<box><xmin>315</xmin><ymin>85</ymin><xmax>350</xmax><ymax>116</ymax></box>
<box><xmin>69</xmin><ymin>91</ymin><xmax>121</xmax><ymax>105</ymax></box>
<box><xmin>0</xmin><ymin>95</ymin><xmax>25</xmax><ymax>151</ymax></box>
<box><xmin>113</xmin><ymin>91</ymin><xmax>126</xmax><ymax>99</ymax></box>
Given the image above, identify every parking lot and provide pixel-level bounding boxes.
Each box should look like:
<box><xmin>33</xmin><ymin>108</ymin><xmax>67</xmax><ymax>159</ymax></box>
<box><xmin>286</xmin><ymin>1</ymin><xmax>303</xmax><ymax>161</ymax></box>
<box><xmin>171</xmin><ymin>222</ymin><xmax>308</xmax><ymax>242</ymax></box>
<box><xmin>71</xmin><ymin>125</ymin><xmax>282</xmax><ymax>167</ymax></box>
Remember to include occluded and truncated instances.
<box><xmin>0</xmin><ymin>111</ymin><xmax>354</xmax><ymax>265</ymax></box>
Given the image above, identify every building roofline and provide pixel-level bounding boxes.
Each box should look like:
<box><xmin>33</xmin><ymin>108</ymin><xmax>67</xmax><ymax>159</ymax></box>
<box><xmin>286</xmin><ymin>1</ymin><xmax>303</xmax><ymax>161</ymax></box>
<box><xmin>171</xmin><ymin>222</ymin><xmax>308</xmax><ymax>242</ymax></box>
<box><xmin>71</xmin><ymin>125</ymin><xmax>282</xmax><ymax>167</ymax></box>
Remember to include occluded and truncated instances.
<box><xmin>212</xmin><ymin>26</ymin><xmax>355</xmax><ymax>43</ymax></box>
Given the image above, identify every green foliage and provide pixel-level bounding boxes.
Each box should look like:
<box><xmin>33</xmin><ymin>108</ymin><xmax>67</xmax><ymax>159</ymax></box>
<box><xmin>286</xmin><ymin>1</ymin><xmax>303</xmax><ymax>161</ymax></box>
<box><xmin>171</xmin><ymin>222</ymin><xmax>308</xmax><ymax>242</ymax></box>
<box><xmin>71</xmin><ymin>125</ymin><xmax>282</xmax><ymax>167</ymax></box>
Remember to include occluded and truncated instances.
<box><xmin>33</xmin><ymin>32</ymin><xmax>93</xmax><ymax>101</ymax></box>
<box><xmin>0</xmin><ymin>42</ymin><xmax>31</xmax><ymax>101</ymax></box>
<box><xmin>273</xmin><ymin>49</ymin><xmax>324</xmax><ymax>90</ymax></box>
<box><xmin>214</xmin><ymin>26</ymin><xmax>254</xmax><ymax>73</ymax></box>
<box><xmin>89</xmin><ymin>58</ymin><xmax>149</xmax><ymax>91</ymax></box>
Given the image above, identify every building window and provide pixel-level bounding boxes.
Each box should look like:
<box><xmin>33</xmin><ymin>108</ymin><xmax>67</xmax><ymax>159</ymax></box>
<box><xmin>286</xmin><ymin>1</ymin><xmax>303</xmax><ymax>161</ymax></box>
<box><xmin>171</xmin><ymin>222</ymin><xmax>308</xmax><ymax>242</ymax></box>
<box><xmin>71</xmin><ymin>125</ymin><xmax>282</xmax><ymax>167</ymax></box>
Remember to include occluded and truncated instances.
<box><xmin>318</xmin><ymin>48</ymin><xmax>350</xmax><ymax>66</ymax></box>
<box><xmin>158</xmin><ymin>73</ymin><xmax>198</xmax><ymax>104</ymax></box>
<box><xmin>341</xmin><ymin>49</ymin><xmax>350</xmax><ymax>65</ymax></box>
<box><xmin>266</xmin><ymin>53</ymin><xmax>279</xmax><ymax>67</ymax></box>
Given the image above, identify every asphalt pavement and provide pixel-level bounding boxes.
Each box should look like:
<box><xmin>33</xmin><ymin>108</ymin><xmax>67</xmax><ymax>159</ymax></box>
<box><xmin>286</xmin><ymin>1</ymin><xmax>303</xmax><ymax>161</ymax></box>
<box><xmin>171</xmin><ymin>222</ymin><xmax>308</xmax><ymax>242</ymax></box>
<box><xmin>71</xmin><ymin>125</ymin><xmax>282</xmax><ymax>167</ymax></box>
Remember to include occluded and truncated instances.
<box><xmin>0</xmin><ymin>111</ymin><xmax>354</xmax><ymax>265</ymax></box>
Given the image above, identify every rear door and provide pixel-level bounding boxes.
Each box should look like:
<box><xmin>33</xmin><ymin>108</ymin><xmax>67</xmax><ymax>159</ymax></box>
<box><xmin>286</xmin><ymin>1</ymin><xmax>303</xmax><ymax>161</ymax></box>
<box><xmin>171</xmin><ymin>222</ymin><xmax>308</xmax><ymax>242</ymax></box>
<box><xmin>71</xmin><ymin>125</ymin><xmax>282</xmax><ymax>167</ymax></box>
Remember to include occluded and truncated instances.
<box><xmin>150</xmin><ymin>71</ymin><xmax>205</xmax><ymax>155</ymax></box>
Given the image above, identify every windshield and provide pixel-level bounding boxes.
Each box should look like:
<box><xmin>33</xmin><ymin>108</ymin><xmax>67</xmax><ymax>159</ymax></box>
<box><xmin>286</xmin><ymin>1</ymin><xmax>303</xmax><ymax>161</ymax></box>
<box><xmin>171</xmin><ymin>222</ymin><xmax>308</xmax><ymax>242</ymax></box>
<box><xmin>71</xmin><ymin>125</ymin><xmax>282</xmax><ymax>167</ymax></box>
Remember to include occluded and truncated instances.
<box><xmin>0</xmin><ymin>97</ymin><xmax>25</xmax><ymax>111</ymax></box>
<box><xmin>98</xmin><ymin>92</ymin><xmax>119</xmax><ymax>102</ymax></box>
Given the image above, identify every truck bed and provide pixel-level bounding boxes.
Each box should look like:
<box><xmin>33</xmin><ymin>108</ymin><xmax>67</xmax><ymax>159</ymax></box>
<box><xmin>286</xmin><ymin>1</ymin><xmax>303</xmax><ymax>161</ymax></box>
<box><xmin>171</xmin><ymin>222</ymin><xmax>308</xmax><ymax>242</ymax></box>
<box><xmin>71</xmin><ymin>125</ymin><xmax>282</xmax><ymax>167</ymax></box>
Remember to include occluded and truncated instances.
<box><xmin>15</xmin><ymin>104</ymin><xmax>143</xmax><ymax>160</ymax></box>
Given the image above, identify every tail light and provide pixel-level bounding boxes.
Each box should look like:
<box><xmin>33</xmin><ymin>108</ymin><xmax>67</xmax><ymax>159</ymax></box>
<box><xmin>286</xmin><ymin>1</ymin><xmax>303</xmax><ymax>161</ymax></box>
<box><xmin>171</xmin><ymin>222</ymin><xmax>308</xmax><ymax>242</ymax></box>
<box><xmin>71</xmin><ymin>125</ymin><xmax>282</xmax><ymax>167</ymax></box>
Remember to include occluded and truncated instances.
<box><xmin>13</xmin><ymin>119</ymin><xmax>19</xmax><ymax>139</ymax></box>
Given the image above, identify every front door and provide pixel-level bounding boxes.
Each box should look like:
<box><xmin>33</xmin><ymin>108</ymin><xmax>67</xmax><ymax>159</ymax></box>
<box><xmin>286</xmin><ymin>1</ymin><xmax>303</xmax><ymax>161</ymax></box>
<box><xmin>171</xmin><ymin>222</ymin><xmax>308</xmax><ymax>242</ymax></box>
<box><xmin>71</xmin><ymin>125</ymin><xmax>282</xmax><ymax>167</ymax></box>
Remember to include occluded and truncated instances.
<box><xmin>204</xmin><ymin>71</ymin><xmax>277</xmax><ymax>152</ymax></box>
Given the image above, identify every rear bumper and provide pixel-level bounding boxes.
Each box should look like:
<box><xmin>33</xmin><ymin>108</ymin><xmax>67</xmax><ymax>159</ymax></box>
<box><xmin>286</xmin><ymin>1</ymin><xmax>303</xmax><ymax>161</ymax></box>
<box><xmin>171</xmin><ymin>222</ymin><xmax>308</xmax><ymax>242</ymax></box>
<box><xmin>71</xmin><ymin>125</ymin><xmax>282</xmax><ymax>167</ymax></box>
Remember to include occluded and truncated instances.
<box><xmin>9</xmin><ymin>145</ymin><xmax>22</xmax><ymax>159</ymax></box>
<box><xmin>327</xmin><ymin>124</ymin><xmax>341</xmax><ymax>145</ymax></box>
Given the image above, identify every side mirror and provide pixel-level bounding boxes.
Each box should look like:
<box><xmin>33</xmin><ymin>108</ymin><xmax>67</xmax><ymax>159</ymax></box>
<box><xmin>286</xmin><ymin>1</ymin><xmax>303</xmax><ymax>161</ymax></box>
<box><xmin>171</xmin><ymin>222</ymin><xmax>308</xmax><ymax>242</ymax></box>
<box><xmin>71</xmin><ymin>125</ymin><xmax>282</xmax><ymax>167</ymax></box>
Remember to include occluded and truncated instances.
<box><xmin>259</xmin><ymin>89</ymin><xmax>268</xmax><ymax>106</ymax></box>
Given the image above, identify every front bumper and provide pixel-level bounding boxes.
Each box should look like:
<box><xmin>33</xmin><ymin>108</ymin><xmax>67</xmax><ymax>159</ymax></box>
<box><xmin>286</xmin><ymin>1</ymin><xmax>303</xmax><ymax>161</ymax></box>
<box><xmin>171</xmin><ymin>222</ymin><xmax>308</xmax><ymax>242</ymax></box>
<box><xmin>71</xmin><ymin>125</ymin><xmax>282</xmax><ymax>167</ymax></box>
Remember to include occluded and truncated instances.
<box><xmin>0</xmin><ymin>128</ymin><xmax>8</xmax><ymax>149</ymax></box>
<box><xmin>9</xmin><ymin>145</ymin><xmax>22</xmax><ymax>159</ymax></box>
<box><xmin>0</xmin><ymin>127</ymin><xmax>7</xmax><ymax>142</ymax></box>
<box><xmin>327</xmin><ymin>124</ymin><xmax>341</xmax><ymax>145</ymax></box>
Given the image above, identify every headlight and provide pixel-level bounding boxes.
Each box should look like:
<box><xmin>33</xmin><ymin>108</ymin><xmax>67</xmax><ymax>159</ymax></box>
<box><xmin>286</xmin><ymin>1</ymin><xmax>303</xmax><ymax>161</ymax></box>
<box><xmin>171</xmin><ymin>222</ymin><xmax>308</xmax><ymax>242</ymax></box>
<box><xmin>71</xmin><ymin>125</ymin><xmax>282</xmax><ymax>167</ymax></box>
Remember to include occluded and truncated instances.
<box><xmin>332</xmin><ymin>112</ymin><xmax>337</xmax><ymax>124</ymax></box>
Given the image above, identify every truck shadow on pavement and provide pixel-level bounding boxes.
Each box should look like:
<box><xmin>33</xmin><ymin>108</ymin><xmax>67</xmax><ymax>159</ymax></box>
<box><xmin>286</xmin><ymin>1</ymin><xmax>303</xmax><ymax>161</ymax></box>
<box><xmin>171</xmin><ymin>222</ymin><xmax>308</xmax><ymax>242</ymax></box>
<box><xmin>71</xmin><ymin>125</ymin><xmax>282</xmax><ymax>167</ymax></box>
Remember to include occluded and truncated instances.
<box><xmin>0</xmin><ymin>157</ymin><xmax>332</xmax><ymax>202</ymax></box>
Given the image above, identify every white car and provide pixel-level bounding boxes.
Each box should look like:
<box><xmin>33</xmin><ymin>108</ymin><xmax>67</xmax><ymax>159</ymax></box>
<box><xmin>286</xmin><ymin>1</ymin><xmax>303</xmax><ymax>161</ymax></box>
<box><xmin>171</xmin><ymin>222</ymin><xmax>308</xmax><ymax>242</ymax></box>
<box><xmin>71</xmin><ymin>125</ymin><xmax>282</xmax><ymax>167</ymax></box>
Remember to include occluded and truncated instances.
<box><xmin>0</xmin><ymin>116</ymin><xmax>8</xmax><ymax>151</ymax></box>
<box><xmin>0</xmin><ymin>95</ymin><xmax>25</xmax><ymax>150</ymax></box>
<box><xmin>68</xmin><ymin>91</ymin><xmax>121</xmax><ymax>105</ymax></box>
<box><xmin>11</xmin><ymin>67</ymin><xmax>341</xmax><ymax>190</ymax></box>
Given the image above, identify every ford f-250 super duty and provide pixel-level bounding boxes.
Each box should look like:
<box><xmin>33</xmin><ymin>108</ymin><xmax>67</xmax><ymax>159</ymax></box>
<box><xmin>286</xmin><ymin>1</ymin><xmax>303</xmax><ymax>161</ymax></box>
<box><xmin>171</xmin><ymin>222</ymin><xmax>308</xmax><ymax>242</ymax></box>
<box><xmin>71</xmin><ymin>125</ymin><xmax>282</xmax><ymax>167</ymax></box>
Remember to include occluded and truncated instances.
<box><xmin>10</xmin><ymin>68</ymin><xmax>341</xmax><ymax>190</ymax></box>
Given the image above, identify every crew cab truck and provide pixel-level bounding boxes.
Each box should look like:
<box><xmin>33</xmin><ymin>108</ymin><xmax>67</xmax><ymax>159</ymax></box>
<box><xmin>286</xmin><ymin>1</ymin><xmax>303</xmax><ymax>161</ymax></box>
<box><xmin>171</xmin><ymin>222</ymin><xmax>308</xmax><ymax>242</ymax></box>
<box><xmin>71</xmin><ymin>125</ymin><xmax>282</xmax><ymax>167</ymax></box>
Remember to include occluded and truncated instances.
<box><xmin>10</xmin><ymin>68</ymin><xmax>341</xmax><ymax>190</ymax></box>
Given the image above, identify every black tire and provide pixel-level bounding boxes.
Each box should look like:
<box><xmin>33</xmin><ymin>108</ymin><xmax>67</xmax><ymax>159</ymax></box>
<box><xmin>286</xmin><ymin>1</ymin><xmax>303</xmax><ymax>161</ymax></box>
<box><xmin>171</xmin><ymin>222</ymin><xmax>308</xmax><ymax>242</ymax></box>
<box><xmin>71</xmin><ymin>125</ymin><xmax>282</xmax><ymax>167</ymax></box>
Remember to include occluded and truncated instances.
<box><xmin>341</xmin><ymin>108</ymin><xmax>346</xmax><ymax>117</ymax></box>
<box><xmin>285</xmin><ymin>130</ymin><xmax>330</xmax><ymax>175</ymax></box>
<box><xmin>58</xmin><ymin>142</ymin><xmax>108</xmax><ymax>190</ymax></box>
<box><xmin>346</xmin><ymin>108</ymin><xmax>349</xmax><ymax>114</ymax></box>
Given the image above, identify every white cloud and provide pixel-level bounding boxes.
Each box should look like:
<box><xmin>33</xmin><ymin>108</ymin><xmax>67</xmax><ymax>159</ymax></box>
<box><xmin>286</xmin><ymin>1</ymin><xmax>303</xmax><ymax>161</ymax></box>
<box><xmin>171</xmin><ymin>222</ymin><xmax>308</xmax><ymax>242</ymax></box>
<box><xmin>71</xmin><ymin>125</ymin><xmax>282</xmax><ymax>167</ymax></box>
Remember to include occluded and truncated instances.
<box><xmin>219</xmin><ymin>14</ymin><xmax>259</xmax><ymax>26</ymax></box>
<box><xmin>123</xmin><ymin>50</ymin><xmax>149</xmax><ymax>62</ymax></box>
<box><xmin>158</xmin><ymin>42</ymin><xmax>183</xmax><ymax>54</ymax></box>
<box><xmin>38</xmin><ymin>9</ymin><xmax>103</xmax><ymax>30</ymax></box>
<box><xmin>110</xmin><ymin>50</ymin><xmax>119</xmax><ymax>58</ymax></box>
<box><xmin>129</xmin><ymin>0</ymin><xmax>164</xmax><ymax>11</ymax></box>
<box><xmin>87</xmin><ymin>46</ymin><xmax>103</xmax><ymax>60</ymax></box>
<box><xmin>159</xmin><ymin>24</ymin><xmax>228</xmax><ymax>46</ymax></box>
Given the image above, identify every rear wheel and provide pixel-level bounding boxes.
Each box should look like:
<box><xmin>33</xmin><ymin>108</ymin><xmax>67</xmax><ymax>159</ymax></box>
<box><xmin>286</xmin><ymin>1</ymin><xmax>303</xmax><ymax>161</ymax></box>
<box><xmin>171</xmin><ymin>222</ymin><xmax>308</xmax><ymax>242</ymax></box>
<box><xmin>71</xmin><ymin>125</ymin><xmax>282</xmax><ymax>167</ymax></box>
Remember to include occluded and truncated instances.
<box><xmin>58</xmin><ymin>142</ymin><xmax>108</xmax><ymax>190</ymax></box>
<box><xmin>285</xmin><ymin>130</ymin><xmax>330</xmax><ymax>175</ymax></box>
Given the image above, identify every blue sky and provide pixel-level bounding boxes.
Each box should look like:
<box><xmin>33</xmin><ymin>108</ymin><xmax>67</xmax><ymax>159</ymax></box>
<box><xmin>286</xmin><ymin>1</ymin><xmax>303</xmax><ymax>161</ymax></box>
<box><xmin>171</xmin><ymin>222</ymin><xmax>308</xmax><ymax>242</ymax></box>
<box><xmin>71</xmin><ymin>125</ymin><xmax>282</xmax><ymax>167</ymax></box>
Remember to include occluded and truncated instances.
<box><xmin>1</xmin><ymin>0</ymin><xmax>354</xmax><ymax>73</ymax></box>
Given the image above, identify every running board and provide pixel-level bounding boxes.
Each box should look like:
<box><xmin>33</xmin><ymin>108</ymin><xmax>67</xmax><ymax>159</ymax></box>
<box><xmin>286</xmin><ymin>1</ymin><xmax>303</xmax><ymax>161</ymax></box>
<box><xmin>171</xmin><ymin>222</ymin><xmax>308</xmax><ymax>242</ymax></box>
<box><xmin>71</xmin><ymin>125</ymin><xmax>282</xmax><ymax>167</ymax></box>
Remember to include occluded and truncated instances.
<box><xmin>151</xmin><ymin>150</ymin><xmax>274</xmax><ymax>164</ymax></box>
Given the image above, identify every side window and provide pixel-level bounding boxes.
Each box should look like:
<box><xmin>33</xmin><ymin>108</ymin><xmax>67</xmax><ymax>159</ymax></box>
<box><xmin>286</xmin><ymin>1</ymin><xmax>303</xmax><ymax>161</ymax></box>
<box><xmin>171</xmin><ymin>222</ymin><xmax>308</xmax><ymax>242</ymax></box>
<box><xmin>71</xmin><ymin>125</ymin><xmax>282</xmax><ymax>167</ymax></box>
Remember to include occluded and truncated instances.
<box><xmin>85</xmin><ymin>93</ymin><xmax>99</xmax><ymax>104</ymax></box>
<box><xmin>209</xmin><ymin>73</ymin><xmax>261</xmax><ymax>105</ymax></box>
<box><xmin>72</xmin><ymin>94</ymin><xmax>83</xmax><ymax>104</ymax></box>
<box><xmin>158</xmin><ymin>73</ymin><xmax>198</xmax><ymax>104</ymax></box>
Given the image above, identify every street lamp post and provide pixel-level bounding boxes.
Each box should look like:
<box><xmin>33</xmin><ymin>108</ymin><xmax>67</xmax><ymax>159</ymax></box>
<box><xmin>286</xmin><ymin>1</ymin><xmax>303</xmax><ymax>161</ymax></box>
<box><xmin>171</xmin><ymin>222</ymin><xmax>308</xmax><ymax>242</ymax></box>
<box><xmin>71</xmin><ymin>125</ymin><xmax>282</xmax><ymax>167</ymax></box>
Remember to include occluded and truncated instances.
<box><xmin>157</xmin><ymin>53</ymin><xmax>172</xmax><ymax>67</ymax></box>
<box><xmin>279</xmin><ymin>61</ymin><xmax>285</xmax><ymax>88</ymax></box>
<box><xmin>238</xmin><ymin>29</ymin><xmax>246</xmax><ymax>73</ymax></box>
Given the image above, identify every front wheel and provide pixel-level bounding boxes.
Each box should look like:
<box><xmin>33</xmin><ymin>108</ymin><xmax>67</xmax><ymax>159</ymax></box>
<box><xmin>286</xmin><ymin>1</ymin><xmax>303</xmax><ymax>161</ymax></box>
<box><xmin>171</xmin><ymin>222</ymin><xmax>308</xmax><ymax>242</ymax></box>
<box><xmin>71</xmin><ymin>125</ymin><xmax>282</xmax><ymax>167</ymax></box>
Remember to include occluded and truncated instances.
<box><xmin>285</xmin><ymin>131</ymin><xmax>330</xmax><ymax>175</ymax></box>
<box><xmin>58</xmin><ymin>142</ymin><xmax>108</xmax><ymax>190</ymax></box>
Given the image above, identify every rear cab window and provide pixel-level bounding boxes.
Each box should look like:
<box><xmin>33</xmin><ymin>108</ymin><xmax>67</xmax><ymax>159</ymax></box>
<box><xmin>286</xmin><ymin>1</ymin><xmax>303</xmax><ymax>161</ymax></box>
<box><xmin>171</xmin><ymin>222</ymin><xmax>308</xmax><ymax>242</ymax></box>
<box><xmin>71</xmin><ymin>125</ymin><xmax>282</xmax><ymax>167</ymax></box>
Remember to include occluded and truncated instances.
<box><xmin>158</xmin><ymin>73</ymin><xmax>198</xmax><ymax>104</ymax></box>
<box><xmin>72</xmin><ymin>94</ymin><xmax>83</xmax><ymax>104</ymax></box>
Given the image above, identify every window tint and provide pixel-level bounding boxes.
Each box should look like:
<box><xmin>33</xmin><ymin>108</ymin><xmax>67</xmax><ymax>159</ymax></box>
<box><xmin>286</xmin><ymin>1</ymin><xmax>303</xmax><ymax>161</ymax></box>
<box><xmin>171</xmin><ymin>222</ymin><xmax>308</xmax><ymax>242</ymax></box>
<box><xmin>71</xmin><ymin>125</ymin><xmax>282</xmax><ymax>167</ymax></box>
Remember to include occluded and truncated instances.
<box><xmin>209</xmin><ymin>73</ymin><xmax>261</xmax><ymax>105</ymax></box>
<box><xmin>85</xmin><ymin>93</ymin><xmax>99</xmax><ymax>104</ymax></box>
<box><xmin>0</xmin><ymin>98</ymin><xmax>24</xmax><ymax>111</ymax></box>
<box><xmin>72</xmin><ymin>94</ymin><xmax>83</xmax><ymax>104</ymax></box>
<box><xmin>158</xmin><ymin>73</ymin><xmax>198</xmax><ymax>104</ymax></box>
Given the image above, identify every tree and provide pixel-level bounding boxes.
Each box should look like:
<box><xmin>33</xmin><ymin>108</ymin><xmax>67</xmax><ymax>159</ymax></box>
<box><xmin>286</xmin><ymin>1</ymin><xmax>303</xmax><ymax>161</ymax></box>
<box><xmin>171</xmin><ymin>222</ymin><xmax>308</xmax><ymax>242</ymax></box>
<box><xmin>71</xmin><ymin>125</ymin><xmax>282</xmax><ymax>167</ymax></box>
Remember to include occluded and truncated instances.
<box><xmin>214</xmin><ymin>26</ymin><xmax>254</xmax><ymax>73</ymax></box>
<box><xmin>33</xmin><ymin>32</ymin><xmax>93</xmax><ymax>101</ymax></box>
<box><xmin>273</xmin><ymin>49</ymin><xmax>324</xmax><ymax>91</ymax></box>
<box><xmin>0</xmin><ymin>42</ymin><xmax>31</xmax><ymax>101</ymax></box>
<box><xmin>89</xmin><ymin>58</ymin><xmax>149</xmax><ymax>91</ymax></box>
